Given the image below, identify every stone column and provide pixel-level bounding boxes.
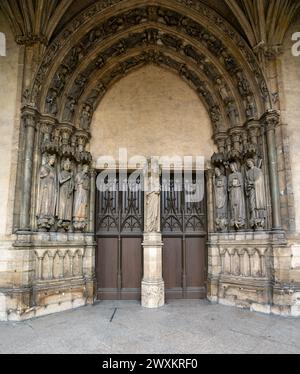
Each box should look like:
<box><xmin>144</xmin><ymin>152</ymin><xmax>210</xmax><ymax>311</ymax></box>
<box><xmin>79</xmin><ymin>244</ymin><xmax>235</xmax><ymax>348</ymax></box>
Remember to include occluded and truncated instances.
<box><xmin>141</xmin><ymin>159</ymin><xmax>165</xmax><ymax>308</ymax></box>
<box><xmin>206</xmin><ymin>165</ymin><xmax>214</xmax><ymax>233</ymax></box>
<box><xmin>20</xmin><ymin>107</ymin><xmax>36</xmax><ymax>230</ymax></box>
<box><xmin>263</xmin><ymin>110</ymin><xmax>281</xmax><ymax>230</ymax></box>
<box><xmin>89</xmin><ymin>169</ymin><xmax>96</xmax><ymax>233</ymax></box>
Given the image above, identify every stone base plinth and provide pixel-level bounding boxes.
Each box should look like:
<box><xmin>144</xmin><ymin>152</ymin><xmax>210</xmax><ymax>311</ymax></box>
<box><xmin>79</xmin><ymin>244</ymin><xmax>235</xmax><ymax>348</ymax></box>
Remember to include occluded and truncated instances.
<box><xmin>141</xmin><ymin>280</ymin><xmax>165</xmax><ymax>308</ymax></box>
<box><xmin>141</xmin><ymin>231</ymin><xmax>165</xmax><ymax>308</ymax></box>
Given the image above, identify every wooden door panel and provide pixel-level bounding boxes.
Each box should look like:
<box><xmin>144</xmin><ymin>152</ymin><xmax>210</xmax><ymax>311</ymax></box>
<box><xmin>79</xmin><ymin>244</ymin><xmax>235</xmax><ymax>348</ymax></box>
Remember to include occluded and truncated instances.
<box><xmin>186</xmin><ymin>237</ymin><xmax>205</xmax><ymax>287</ymax></box>
<box><xmin>162</xmin><ymin>172</ymin><xmax>207</xmax><ymax>300</ymax></box>
<box><xmin>121</xmin><ymin>237</ymin><xmax>143</xmax><ymax>299</ymax></box>
<box><xmin>163</xmin><ymin>237</ymin><xmax>182</xmax><ymax>293</ymax></box>
<box><xmin>96</xmin><ymin>238</ymin><xmax>118</xmax><ymax>300</ymax></box>
<box><xmin>96</xmin><ymin>173</ymin><xmax>143</xmax><ymax>300</ymax></box>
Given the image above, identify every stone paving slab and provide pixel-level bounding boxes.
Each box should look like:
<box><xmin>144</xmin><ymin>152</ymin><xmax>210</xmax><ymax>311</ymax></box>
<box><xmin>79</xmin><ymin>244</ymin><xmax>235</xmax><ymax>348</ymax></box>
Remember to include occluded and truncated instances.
<box><xmin>0</xmin><ymin>300</ymin><xmax>299</xmax><ymax>354</ymax></box>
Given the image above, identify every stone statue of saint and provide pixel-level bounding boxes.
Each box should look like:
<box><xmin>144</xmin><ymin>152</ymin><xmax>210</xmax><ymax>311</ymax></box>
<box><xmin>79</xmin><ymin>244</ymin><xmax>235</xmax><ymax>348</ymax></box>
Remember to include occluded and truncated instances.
<box><xmin>36</xmin><ymin>154</ymin><xmax>57</xmax><ymax>231</ymax></box>
<box><xmin>216</xmin><ymin>78</ymin><xmax>231</xmax><ymax>103</ymax></box>
<box><xmin>145</xmin><ymin>161</ymin><xmax>160</xmax><ymax>233</ymax></box>
<box><xmin>214</xmin><ymin>167</ymin><xmax>228</xmax><ymax>231</ymax></box>
<box><xmin>57</xmin><ymin>159</ymin><xmax>74</xmax><ymax>231</ymax></box>
<box><xmin>245</xmin><ymin>158</ymin><xmax>266</xmax><ymax>229</ymax></box>
<box><xmin>45</xmin><ymin>89</ymin><xmax>58</xmax><ymax>116</ymax></box>
<box><xmin>80</xmin><ymin>104</ymin><xmax>92</xmax><ymax>131</ymax></box>
<box><xmin>227</xmin><ymin>101</ymin><xmax>239</xmax><ymax>126</ymax></box>
<box><xmin>228</xmin><ymin>162</ymin><xmax>246</xmax><ymax>229</ymax></box>
<box><xmin>73</xmin><ymin>164</ymin><xmax>90</xmax><ymax>231</ymax></box>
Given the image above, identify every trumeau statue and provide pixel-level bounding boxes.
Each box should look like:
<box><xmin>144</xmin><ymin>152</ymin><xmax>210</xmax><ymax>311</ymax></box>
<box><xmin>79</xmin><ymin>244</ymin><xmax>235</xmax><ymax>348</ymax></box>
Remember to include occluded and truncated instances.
<box><xmin>145</xmin><ymin>160</ymin><xmax>161</xmax><ymax>233</ymax></box>
<box><xmin>37</xmin><ymin>154</ymin><xmax>57</xmax><ymax>231</ymax></box>
<box><xmin>73</xmin><ymin>164</ymin><xmax>90</xmax><ymax>231</ymax></box>
<box><xmin>228</xmin><ymin>162</ymin><xmax>246</xmax><ymax>230</ymax></box>
<box><xmin>245</xmin><ymin>158</ymin><xmax>266</xmax><ymax>229</ymax></box>
<box><xmin>57</xmin><ymin>158</ymin><xmax>74</xmax><ymax>231</ymax></box>
<box><xmin>214</xmin><ymin>167</ymin><xmax>228</xmax><ymax>231</ymax></box>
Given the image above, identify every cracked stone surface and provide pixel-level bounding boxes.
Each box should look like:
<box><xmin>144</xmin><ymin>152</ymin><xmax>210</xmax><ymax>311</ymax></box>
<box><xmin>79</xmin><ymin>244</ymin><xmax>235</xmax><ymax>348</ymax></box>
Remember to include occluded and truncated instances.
<box><xmin>0</xmin><ymin>300</ymin><xmax>300</xmax><ymax>354</ymax></box>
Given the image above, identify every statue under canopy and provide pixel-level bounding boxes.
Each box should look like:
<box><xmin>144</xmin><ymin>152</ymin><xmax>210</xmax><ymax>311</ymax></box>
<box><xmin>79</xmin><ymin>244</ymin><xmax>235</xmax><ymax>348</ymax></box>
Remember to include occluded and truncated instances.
<box><xmin>73</xmin><ymin>164</ymin><xmax>90</xmax><ymax>231</ymax></box>
<box><xmin>245</xmin><ymin>158</ymin><xmax>266</xmax><ymax>229</ymax></box>
<box><xmin>57</xmin><ymin>158</ymin><xmax>74</xmax><ymax>231</ymax></box>
<box><xmin>228</xmin><ymin>161</ymin><xmax>246</xmax><ymax>230</ymax></box>
<box><xmin>36</xmin><ymin>154</ymin><xmax>57</xmax><ymax>231</ymax></box>
<box><xmin>214</xmin><ymin>166</ymin><xmax>228</xmax><ymax>231</ymax></box>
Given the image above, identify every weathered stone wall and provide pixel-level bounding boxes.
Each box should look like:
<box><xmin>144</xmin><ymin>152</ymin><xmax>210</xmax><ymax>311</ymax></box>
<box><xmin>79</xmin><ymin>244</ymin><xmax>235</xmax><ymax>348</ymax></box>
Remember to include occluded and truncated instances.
<box><xmin>0</xmin><ymin>11</ymin><xmax>21</xmax><ymax>236</ymax></box>
<box><xmin>90</xmin><ymin>65</ymin><xmax>216</xmax><ymax>164</ymax></box>
<box><xmin>281</xmin><ymin>16</ymin><xmax>300</xmax><ymax>233</ymax></box>
<box><xmin>0</xmin><ymin>11</ymin><xmax>22</xmax><ymax>321</ymax></box>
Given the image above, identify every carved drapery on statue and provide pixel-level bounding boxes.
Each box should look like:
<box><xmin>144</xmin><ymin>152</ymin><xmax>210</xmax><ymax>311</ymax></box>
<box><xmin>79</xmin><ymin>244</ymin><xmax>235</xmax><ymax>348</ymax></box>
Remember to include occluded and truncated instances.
<box><xmin>36</xmin><ymin>121</ymin><xmax>92</xmax><ymax>232</ymax></box>
<box><xmin>211</xmin><ymin>118</ymin><xmax>269</xmax><ymax>232</ymax></box>
<box><xmin>73</xmin><ymin>164</ymin><xmax>90</xmax><ymax>232</ymax></box>
<box><xmin>214</xmin><ymin>167</ymin><xmax>228</xmax><ymax>232</ymax></box>
<box><xmin>228</xmin><ymin>162</ymin><xmax>246</xmax><ymax>230</ymax></box>
<box><xmin>57</xmin><ymin>158</ymin><xmax>74</xmax><ymax>231</ymax></box>
<box><xmin>145</xmin><ymin>160</ymin><xmax>161</xmax><ymax>233</ymax></box>
<box><xmin>36</xmin><ymin>154</ymin><xmax>57</xmax><ymax>231</ymax></box>
<box><xmin>245</xmin><ymin>158</ymin><xmax>266</xmax><ymax>229</ymax></box>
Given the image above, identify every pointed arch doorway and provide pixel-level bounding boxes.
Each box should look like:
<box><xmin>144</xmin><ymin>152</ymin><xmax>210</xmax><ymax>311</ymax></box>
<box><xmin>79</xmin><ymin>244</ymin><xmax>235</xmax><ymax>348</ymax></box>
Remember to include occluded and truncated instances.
<box><xmin>91</xmin><ymin>65</ymin><xmax>214</xmax><ymax>301</ymax></box>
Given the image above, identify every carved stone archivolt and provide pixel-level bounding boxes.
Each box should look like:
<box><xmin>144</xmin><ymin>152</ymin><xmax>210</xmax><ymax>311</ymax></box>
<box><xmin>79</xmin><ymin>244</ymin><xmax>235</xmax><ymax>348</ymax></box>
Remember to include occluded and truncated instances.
<box><xmin>29</xmin><ymin>0</ymin><xmax>269</xmax><ymax>109</ymax></box>
<box><xmin>27</xmin><ymin>3</ymin><xmax>269</xmax><ymax>135</ymax></box>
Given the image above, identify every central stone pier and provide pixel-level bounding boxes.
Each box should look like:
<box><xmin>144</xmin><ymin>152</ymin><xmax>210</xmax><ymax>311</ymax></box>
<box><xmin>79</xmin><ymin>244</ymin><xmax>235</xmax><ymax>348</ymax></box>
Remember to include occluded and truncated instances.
<box><xmin>141</xmin><ymin>158</ymin><xmax>165</xmax><ymax>308</ymax></box>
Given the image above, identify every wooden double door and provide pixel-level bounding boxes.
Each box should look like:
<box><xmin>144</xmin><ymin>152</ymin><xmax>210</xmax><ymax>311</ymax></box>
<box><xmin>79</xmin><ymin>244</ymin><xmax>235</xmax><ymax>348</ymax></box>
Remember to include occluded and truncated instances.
<box><xmin>96</xmin><ymin>173</ymin><xmax>207</xmax><ymax>301</ymax></box>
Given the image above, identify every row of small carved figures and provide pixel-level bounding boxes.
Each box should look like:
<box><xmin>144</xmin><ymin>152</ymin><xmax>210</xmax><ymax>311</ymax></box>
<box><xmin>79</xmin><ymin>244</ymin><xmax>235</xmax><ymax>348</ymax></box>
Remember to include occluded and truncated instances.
<box><xmin>39</xmin><ymin>7</ymin><xmax>264</xmax><ymax>127</ymax></box>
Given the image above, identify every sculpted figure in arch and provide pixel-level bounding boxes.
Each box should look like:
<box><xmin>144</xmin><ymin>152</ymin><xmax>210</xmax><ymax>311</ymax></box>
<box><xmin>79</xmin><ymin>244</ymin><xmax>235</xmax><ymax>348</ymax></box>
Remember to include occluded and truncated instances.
<box><xmin>36</xmin><ymin>154</ymin><xmax>57</xmax><ymax>231</ymax></box>
<box><xmin>245</xmin><ymin>159</ymin><xmax>266</xmax><ymax>229</ymax></box>
<box><xmin>228</xmin><ymin>162</ymin><xmax>246</xmax><ymax>230</ymax></box>
<box><xmin>80</xmin><ymin>104</ymin><xmax>92</xmax><ymax>131</ymax></box>
<box><xmin>45</xmin><ymin>89</ymin><xmax>58</xmax><ymax>116</ymax></box>
<box><xmin>145</xmin><ymin>160</ymin><xmax>161</xmax><ymax>233</ymax></box>
<box><xmin>57</xmin><ymin>159</ymin><xmax>74</xmax><ymax>231</ymax></box>
<box><xmin>214</xmin><ymin>167</ymin><xmax>228</xmax><ymax>231</ymax></box>
<box><xmin>73</xmin><ymin>164</ymin><xmax>90</xmax><ymax>232</ymax></box>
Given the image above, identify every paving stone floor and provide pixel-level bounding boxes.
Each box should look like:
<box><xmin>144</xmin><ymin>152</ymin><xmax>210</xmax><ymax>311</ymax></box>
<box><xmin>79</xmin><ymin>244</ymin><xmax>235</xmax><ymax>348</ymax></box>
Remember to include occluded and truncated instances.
<box><xmin>0</xmin><ymin>300</ymin><xmax>300</xmax><ymax>354</ymax></box>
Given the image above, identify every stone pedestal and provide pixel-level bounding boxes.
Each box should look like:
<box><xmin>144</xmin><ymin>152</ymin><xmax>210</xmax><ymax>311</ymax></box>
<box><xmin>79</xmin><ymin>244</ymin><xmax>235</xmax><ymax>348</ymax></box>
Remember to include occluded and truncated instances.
<box><xmin>141</xmin><ymin>232</ymin><xmax>165</xmax><ymax>308</ymax></box>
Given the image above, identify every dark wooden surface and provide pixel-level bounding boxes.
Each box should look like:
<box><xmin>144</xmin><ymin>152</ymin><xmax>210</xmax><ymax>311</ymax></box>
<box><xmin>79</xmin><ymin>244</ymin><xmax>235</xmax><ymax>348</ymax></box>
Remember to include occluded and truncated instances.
<box><xmin>96</xmin><ymin>172</ymin><xmax>207</xmax><ymax>301</ymax></box>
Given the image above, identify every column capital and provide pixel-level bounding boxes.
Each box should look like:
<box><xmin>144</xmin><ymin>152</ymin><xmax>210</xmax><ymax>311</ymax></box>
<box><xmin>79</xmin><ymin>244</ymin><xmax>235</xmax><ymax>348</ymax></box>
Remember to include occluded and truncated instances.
<box><xmin>21</xmin><ymin>106</ymin><xmax>38</xmax><ymax>129</ymax></box>
<box><xmin>261</xmin><ymin>110</ymin><xmax>280</xmax><ymax>132</ymax></box>
<box><xmin>89</xmin><ymin>168</ymin><xmax>97</xmax><ymax>178</ymax></box>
